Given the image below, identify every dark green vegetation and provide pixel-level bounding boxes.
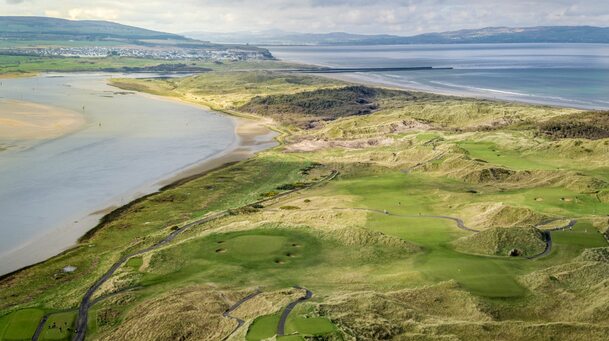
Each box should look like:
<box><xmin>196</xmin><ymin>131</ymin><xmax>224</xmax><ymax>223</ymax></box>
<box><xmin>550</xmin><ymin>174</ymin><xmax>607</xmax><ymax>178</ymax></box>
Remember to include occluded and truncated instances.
<box><xmin>0</xmin><ymin>16</ymin><xmax>191</xmax><ymax>44</ymax></box>
<box><xmin>452</xmin><ymin>227</ymin><xmax>547</xmax><ymax>257</ymax></box>
<box><xmin>539</xmin><ymin>111</ymin><xmax>609</xmax><ymax>140</ymax></box>
<box><xmin>2</xmin><ymin>69</ymin><xmax>609</xmax><ymax>340</ymax></box>
<box><xmin>240</xmin><ymin>86</ymin><xmax>383</xmax><ymax>128</ymax></box>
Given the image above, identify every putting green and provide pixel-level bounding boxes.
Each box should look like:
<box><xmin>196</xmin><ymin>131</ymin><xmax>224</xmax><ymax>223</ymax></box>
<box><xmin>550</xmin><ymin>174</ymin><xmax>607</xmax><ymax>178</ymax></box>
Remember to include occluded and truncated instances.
<box><xmin>332</xmin><ymin>171</ymin><xmax>608</xmax><ymax>297</ymax></box>
<box><xmin>246</xmin><ymin>313</ymin><xmax>336</xmax><ymax>341</ymax></box>
<box><xmin>220</xmin><ymin>235</ymin><xmax>289</xmax><ymax>261</ymax></box>
<box><xmin>246</xmin><ymin>314</ymin><xmax>280</xmax><ymax>341</ymax></box>
<box><xmin>138</xmin><ymin>228</ymin><xmax>325</xmax><ymax>289</ymax></box>
<box><xmin>285</xmin><ymin>316</ymin><xmax>336</xmax><ymax>335</ymax></box>
<box><xmin>1</xmin><ymin>308</ymin><xmax>44</xmax><ymax>340</ymax></box>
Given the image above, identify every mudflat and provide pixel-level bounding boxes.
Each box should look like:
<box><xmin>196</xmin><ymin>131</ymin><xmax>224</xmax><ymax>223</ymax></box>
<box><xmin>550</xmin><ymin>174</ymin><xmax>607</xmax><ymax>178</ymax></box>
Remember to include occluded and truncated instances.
<box><xmin>0</xmin><ymin>99</ymin><xmax>85</xmax><ymax>150</ymax></box>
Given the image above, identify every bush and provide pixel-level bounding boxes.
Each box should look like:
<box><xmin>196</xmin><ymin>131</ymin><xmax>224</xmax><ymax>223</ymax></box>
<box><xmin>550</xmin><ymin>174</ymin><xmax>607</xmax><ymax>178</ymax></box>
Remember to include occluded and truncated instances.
<box><xmin>538</xmin><ymin>111</ymin><xmax>609</xmax><ymax>140</ymax></box>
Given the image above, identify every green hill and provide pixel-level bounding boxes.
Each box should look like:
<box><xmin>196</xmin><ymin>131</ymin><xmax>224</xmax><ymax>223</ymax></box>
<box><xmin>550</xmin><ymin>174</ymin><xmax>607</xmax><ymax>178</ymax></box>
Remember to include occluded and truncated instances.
<box><xmin>452</xmin><ymin>227</ymin><xmax>547</xmax><ymax>257</ymax></box>
<box><xmin>0</xmin><ymin>16</ymin><xmax>189</xmax><ymax>42</ymax></box>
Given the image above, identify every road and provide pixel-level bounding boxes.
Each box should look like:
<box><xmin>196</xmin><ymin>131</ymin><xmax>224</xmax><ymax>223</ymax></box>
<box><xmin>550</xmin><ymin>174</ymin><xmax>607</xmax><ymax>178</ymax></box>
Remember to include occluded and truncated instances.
<box><xmin>31</xmin><ymin>315</ymin><xmax>48</xmax><ymax>341</ymax></box>
<box><xmin>276</xmin><ymin>286</ymin><xmax>313</xmax><ymax>337</ymax></box>
<box><xmin>527</xmin><ymin>219</ymin><xmax>577</xmax><ymax>259</ymax></box>
<box><xmin>221</xmin><ymin>289</ymin><xmax>262</xmax><ymax>341</ymax></box>
<box><xmin>71</xmin><ymin>170</ymin><xmax>338</xmax><ymax>341</ymax></box>
<box><xmin>274</xmin><ymin>207</ymin><xmax>577</xmax><ymax>259</ymax></box>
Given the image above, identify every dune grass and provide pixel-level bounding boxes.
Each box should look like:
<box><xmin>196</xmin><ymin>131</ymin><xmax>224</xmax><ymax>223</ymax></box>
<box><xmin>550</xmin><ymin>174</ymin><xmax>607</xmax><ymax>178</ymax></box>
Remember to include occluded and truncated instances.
<box><xmin>2</xmin><ymin>69</ymin><xmax>609</xmax><ymax>340</ymax></box>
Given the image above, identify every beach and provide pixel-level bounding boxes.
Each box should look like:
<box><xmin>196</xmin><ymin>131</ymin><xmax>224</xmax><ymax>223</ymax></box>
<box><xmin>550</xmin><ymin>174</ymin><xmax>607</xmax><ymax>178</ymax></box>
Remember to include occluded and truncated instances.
<box><xmin>0</xmin><ymin>73</ymin><xmax>277</xmax><ymax>275</ymax></box>
<box><xmin>0</xmin><ymin>99</ymin><xmax>85</xmax><ymax>152</ymax></box>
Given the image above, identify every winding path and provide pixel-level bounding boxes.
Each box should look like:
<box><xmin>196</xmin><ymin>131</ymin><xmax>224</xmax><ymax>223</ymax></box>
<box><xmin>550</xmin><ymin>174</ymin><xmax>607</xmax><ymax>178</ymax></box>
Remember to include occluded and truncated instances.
<box><xmin>71</xmin><ymin>170</ymin><xmax>339</xmax><ymax>341</ymax></box>
<box><xmin>221</xmin><ymin>289</ymin><xmax>262</xmax><ymax>341</ymax></box>
<box><xmin>277</xmin><ymin>286</ymin><xmax>313</xmax><ymax>337</ymax></box>
<box><xmin>271</xmin><ymin>207</ymin><xmax>576</xmax><ymax>259</ymax></box>
<box><xmin>356</xmin><ymin>207</ymin><xmax>576</xmax><ymax>259</ymax></box>
<box><xmin>527</xmin><ymin>219</ymin><xmax>577</xmax><ymax>259</ymax></box>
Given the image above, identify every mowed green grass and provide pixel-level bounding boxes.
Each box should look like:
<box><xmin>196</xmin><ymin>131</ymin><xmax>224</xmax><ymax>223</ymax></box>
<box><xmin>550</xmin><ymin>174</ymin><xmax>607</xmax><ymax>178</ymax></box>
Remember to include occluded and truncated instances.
<box><xmin>332</xmin><ymin>171</ymin><xmax>608</xmax><ymax>297</ymax></box>
<box><xmin>458</xmin><ymin>141</ymin><xmax>557</xmax><ymax>171</ymax></box>
<box><xmin>138</xmin><ymin>228</ymin><xmax>324</xmax><ymax>289</ymax></box>
<box><xmin>125</xmin><ymin>256</ymin><xmax>143</xmax><ymax>270</ymax></box>
<box><xmin>39</xmin><ymin>312</ymin><xmax>75</xmax><ymax>340</ymax></box>
<box><xmin>246</xmin><ymin>313</ymin><xmax>336</xmax><ymax>341</ymax></box>
<box><xmin>0</xmin><ymin>155</ymin><xmax>313</xmax><ymax>313</ymax></box>
<box><xmin>247</xmin><ymin>314</ymin><xmax>280</xmax><ymax>341</ymax></box>
<box><xmin>457</xmin><ymin>139</ymin><xmax>609</xmax><ymax>181</ymax></box>
<box><xmin>0</xmin><ymin>308</ymin><xmax>43</xmax><ymax>340</ymax></box>
<box><xmin>284</xmin><ymin>316</ymin><xmax>336</xmax><ymax>336</ymax></box>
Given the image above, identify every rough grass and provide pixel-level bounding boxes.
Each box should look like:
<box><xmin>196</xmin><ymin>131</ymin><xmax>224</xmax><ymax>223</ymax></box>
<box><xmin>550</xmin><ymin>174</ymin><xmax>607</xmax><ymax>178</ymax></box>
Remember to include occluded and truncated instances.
<box><xmin>95</xmin><ymin>286</ymin><xmax>237</xmax><ymax>341</ymax></box>
<box><xmin>539</xmin><ymin>111</ymin><xmax>609</xmax><ymax>140</ymax></box>
<box><xmin>3</xmin><ymin>68</ymin><xmax>609</xmax><ymax>340</ymax></box>
<box><xmin>452</xmin><ymin>227</ymin><xmax>547</xmax><ymax>257</ymax></box>
<box><xmin>239</xmin><ymin>86</ymin><xmax>382</xmax><ymax>128</ymax></box>
<box><xmin>110</xmin><ymin>71</ymin><xmax>342</xmax><ymax>114</ymax></box>
<box><xmin>576</xmin><ymin>247</ymin><xmax>609</xmax><ymax>262</ymax></box>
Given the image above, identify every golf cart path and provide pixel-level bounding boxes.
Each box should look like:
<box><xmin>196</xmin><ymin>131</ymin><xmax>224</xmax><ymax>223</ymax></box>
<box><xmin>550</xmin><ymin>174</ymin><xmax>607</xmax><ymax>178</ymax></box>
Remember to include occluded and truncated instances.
<box><xmin>277</xmin><ymin>286</ymin><xmax>313</xmax><ymax>337</ymax></box>
<box><xmin>269</xmin><ymin>207</ymin><xmax>576</xmax><ymax>259</ymax></box>
<box><xmin>222</xmin><ymin>289</ymin><xmax>262</xmax><ymax>341</ymax></box>
<box><xmin>71</xmin><ymin>170</ymin><xmax>338</xmax><ymax>341</ymax></box>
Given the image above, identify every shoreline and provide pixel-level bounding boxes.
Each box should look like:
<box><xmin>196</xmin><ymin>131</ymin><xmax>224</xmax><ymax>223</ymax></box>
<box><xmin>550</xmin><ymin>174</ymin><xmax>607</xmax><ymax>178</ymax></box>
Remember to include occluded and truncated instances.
<box><xmin>0</xmin><ymin>86</ymin><xmax>278</xmax><ymax>276</ymax></box>
<box><xmin>311</xmin><ymin>71</ymin><xmax>599</xmax><ymax>111</ymax></box>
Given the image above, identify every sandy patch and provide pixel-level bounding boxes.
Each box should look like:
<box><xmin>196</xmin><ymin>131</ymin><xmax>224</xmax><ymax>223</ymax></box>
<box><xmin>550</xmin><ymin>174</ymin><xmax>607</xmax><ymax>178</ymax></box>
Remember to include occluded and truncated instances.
<box><xmin>0</xmin><ymin>99</ymin><xmax>85</xmax><ymax>147</ymax></box>
<box><xmin>286</xmin><ymin>137</ymin><xmax>396</xmax><ymax>152</ymax></box>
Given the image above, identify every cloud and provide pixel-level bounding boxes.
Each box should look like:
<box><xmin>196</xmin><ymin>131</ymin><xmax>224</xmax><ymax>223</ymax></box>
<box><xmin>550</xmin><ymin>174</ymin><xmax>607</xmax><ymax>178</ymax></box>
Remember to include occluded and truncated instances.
<box><xmin>0</xmin><ymin>0</ymin><xmax>607</xmax><ymax>34</ymax></box>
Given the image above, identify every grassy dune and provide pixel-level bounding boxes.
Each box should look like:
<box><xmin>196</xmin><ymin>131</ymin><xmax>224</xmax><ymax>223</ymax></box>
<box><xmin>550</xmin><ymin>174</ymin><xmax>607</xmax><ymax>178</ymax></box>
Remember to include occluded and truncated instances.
<box><xmin>2</xmin><ymin>69</ymin><xmax>609</xmax><ymax>340</ymax></box>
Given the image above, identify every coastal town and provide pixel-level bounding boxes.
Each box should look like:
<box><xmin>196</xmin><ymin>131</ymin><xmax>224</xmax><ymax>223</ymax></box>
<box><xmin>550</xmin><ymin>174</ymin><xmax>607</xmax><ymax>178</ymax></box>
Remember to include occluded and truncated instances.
<box><xmin>0</xmin><ymin>46</ymin><xmax>273</xmax><ymax>61</ymax></box>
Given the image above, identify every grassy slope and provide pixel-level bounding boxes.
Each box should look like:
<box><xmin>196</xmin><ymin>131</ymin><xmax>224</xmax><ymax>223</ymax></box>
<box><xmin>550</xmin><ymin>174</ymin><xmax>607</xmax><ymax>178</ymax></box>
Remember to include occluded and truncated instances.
<box><xmin>2</xmin><ymin>69</ymin><xmax>609</xmax><ymax>340</ymax></box>
<box><xmin>0</xmin><ymin>56</ymin><xmax>297</xmax><ymax>77</ymax></box>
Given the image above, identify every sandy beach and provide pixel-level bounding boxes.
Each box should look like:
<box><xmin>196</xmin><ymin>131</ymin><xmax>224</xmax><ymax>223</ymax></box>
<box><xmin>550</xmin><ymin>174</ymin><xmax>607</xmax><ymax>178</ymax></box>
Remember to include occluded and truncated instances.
<box><xmin>0</xmin><ymin>88</ymin><xmax>277</xmax><ymax>275</ymax></box>
<box><xmin>0</xmin><ymin>99</ymin><xmax>86</xmax><ymax>151</ymax></box>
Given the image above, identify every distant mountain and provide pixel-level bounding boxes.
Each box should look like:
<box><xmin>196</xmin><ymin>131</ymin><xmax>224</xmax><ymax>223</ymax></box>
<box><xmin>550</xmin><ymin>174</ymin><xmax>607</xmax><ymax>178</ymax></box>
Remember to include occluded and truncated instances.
<box><xmin>185</xmin><ymin>26</ymin><xmax>609</xmax><ymax>45</ymax></box>
<box><xmin>0</xmin><ymin>16</ymin><xmax>189</xmax><ymax>42</ymax></box>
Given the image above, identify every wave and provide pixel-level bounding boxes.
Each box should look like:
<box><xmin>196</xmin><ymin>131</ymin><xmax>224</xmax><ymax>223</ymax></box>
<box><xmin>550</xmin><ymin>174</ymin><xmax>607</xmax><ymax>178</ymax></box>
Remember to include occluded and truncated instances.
<box><xmin>425</xmin><ymin>80</ymin><xmax>586</xmax><ymax>105</ymax></box>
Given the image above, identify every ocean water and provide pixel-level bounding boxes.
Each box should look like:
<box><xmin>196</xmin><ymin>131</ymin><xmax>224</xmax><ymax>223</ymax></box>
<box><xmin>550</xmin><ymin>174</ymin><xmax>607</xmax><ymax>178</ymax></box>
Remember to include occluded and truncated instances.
<box><xmin>0</xmin><ymin>73</ymin><xmax>237</xmax><ymax>275</ymax></box>
<box><xmin>268</xmin><ymin>44</ymin><xmax>609</xmax><ymax>109</ymax></box>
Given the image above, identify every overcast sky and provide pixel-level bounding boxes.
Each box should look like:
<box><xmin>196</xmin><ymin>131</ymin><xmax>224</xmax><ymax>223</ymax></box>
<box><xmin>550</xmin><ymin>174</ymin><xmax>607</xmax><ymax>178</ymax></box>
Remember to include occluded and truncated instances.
<box><xmin>2</xmin><ymin>0</ymin><xmax>608</xmax><ymax>35</ymax></box>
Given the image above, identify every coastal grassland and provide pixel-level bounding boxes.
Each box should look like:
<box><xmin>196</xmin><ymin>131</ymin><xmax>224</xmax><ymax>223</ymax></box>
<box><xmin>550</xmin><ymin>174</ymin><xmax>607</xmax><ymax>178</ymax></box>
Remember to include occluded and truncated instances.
<box><xmin>3</xmin><ymin>70</ymin><xmax>609</xmax><ymax>340</ymax></box>
<box><xmin>109</xmin><ymin>70</ymin><xmax>343</xmax><ymax>115</ymax></box>
<box><xmin>0</xmin><ymin>55</ymin><xmax>294</xmax><ymax>76</ymax></box>
<box><xmin>86</xmin><ymin>72</ymin><xmax>609</xmax><ymax>339</ymax></box>
<box><xmin>0</xmin><ymin>154</ymin><xmax>321</xmax><ymax>334</ymax></box>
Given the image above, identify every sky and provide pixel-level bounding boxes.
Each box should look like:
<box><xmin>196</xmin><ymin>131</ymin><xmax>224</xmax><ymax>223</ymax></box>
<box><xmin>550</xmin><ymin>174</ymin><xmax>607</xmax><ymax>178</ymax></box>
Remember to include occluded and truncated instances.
<box><xmin>2</xmin><ymin>0</ymin><xmax>608</xmax><ymax>35</ymax></box>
